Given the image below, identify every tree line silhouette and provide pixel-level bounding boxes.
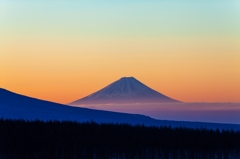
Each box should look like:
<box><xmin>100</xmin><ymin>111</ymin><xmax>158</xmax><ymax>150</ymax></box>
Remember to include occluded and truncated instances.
<box><xmin>0</xmin><ymin>119</ymin><xmax>239</xmax><ymax>159</ymax></box>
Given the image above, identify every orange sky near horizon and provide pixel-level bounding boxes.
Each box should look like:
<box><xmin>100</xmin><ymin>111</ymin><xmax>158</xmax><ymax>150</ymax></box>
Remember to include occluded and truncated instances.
<box><xmin>0</xmin><ymin>1</ymin><xmax>240</xmax><ymax>104</ymax></box>
<box><xmin>1</xmin><ymin>37</ymin><xmax>239</xmax><ymax>103</ymax></box>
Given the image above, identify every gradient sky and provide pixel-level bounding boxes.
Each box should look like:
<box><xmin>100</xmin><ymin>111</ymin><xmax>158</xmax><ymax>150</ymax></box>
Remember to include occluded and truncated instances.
<box><xmin>0</xmin><ymin>0</ymin><xmax>240</xmax><ymax>103</ymax></box>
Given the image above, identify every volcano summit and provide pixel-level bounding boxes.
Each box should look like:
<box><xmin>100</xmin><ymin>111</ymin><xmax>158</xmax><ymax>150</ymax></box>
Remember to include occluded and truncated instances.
<box><xmin>70</xmin><ymin>77</ymin><xmax>180</xmax><ymax>105</ymax></box>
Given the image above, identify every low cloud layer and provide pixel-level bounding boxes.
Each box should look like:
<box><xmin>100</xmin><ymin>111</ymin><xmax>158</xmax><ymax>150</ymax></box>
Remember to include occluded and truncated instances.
<box><xmin>76</xmin><ymin>103</ymin><xmax>240</xmax><ymax>124</ymax></box>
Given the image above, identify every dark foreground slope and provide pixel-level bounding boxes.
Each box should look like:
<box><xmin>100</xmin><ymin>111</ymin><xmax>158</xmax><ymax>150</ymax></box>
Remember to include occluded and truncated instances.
<box><xmin>0</xmin><ymin>119</ymin><xmax>240</xmax><ymax>159</ymax></box>
<box><xmin>0</xmin><ymin>88</ymin><xmax>158</xmax><ymax>125</ymax></box>
<box><xmin>70</xmin><ymin>77</ymin><xmax>180</xmax><ymax>105</ymax></box>
<box><xmin>1</xmin><ymin>88</ymin><xmax>240</xmax><ymax>130</ymax></box>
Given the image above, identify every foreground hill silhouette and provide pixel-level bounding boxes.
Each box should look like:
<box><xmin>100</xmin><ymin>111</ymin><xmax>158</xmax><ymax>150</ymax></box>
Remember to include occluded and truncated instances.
<box><xmin>70</xmin><ymin>77</ymin><xmax>180</xmax><ymax>105</ymax></box>
<box><xmin>0</xmin><ymin>88</ymin><xmax>240</xmax><ymax>130</ymax></box>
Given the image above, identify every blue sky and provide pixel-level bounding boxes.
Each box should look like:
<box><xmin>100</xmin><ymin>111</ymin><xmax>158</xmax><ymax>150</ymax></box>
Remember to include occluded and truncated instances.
<box><xmin>1</xmin><ymin>0</ymin><xmax>239</xmax><ymax>38</ymax></box>
<box><xmin>0</xmin><ymin>0</ymin><xmax>240</xmax><ymax>103</ymax></box>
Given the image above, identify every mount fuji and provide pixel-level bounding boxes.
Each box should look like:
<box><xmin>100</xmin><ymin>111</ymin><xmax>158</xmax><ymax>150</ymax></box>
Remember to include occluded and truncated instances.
<box><xmin>70</xmin><ymin>77</ymin><xmax>180</xmax><ymax>105</ymax></box>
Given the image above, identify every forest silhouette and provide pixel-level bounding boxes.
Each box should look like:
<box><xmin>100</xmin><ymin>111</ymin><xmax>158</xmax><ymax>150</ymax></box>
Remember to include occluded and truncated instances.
<box><xmin>0</xmin><ymin>119</ymin><xmax>239</xmax><ymax>159</ymax></box>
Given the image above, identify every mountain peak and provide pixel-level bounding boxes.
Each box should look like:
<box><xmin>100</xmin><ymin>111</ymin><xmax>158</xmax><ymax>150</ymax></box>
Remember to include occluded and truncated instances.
<box><xmin>70</xmin><ymin>77</ymin><xmax>180</xmax><ymax>105</ymax></box>
<box><xmin>120</xmin><ymin>76</ymin><xmax>135</xmax><ymax>80</ymax></box>
<box><xmin>121</xmin><ymin>76</ymin><xmax>134</xmax><ymax>79</ymax></box>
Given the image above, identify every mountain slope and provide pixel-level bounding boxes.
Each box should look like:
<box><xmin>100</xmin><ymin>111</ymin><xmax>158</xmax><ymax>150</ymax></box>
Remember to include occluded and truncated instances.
<box><xmin>1</xmin><ymin>88</ymin><xmax>240</xmax><ymax>130</ymax></box>
<box><xmin>70</xmin><ymin>77</ymin><xmax>180</xmax><ymax>105</ymax></box>
<box><xmin>0</xmin><ymin>88</ymin><xmax>155</xmax><ymax>124</ymax></box>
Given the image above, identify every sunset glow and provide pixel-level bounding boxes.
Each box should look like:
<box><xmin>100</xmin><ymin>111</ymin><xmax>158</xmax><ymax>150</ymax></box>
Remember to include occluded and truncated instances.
<box><xmin>1</xmin><ymin>1</ymin><xmax>239</xmax><ymax>103</ymax></box>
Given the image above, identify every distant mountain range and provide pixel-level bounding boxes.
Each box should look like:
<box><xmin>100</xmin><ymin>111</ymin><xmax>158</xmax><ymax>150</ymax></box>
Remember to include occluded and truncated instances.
<box><xmin>70</xmin><ymin>77</ymin><xmax>180</xmax><ymax>105</ymax></box>
<box><xmin>1</xmin><ymin>88</ymin><xmax>240</xmax><ymax>130</ymax></box>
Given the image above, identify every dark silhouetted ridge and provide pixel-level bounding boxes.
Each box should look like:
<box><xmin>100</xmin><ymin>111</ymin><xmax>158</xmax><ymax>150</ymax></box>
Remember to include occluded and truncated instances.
<box><xmin>1</xmin><ymin>88</ymin><xmax>240</xmax><ymax>131</ymax></box>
